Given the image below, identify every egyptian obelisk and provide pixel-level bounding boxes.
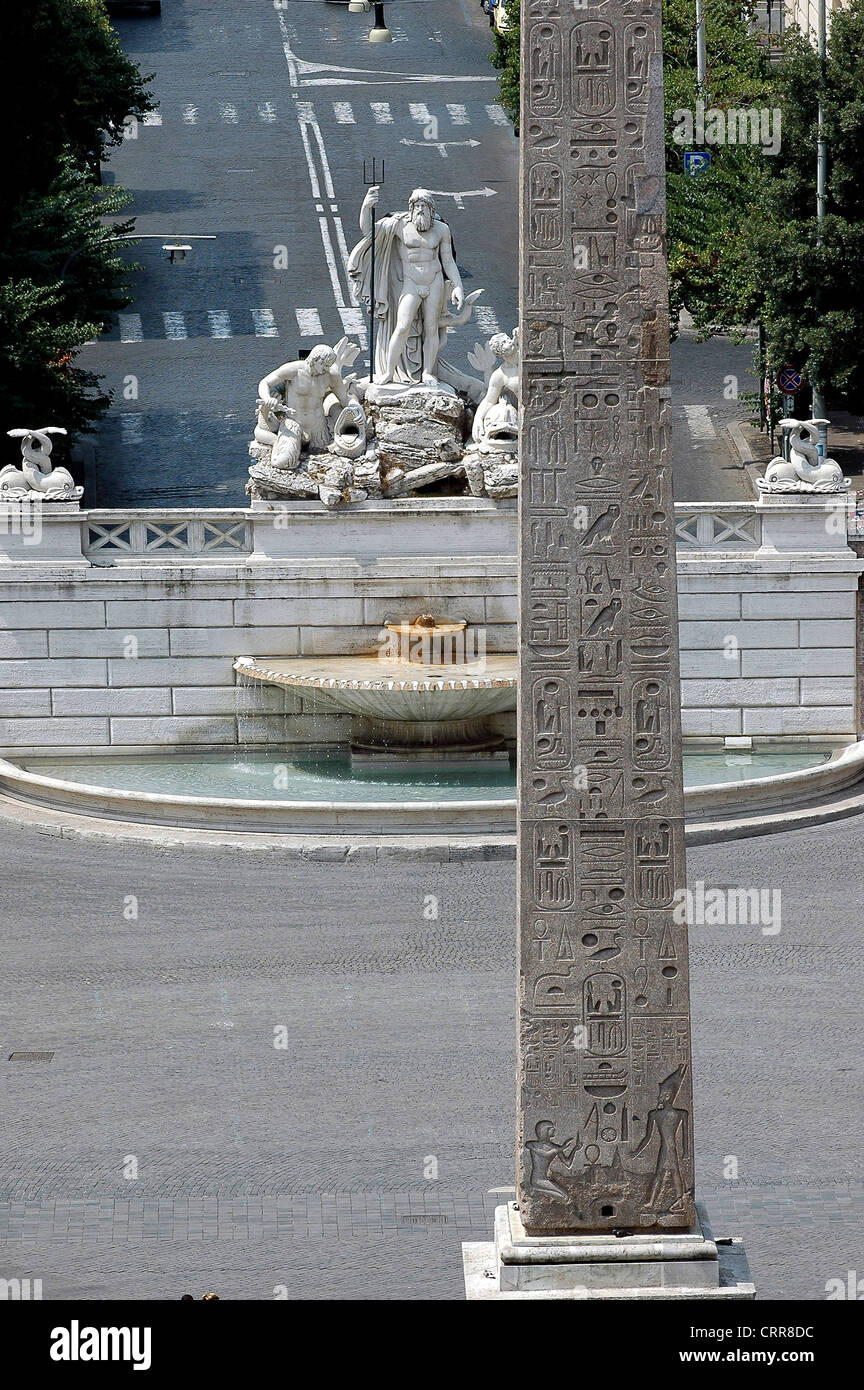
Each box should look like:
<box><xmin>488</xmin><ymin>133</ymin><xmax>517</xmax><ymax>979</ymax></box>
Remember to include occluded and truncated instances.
<box><xmin>516</xmin><ymin>0</ymin><xmax>694</xmax><ymax>1236</ymax></box>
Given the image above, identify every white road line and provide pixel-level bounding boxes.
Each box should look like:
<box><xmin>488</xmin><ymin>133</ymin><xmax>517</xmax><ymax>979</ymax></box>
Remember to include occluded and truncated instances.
<box><xmin>296</xmin><ymin>309</ymin><xmax>324</xmax><ymax>337</ymax></box>
<box><xmin>207</xmin><ymin>310</ymin><xmax>233</xmax><ymax>339</ymax></box>
<box><xmin>339</xmin><ymin>307</ymin><xmax>367</xmax><ymax>347</ymax></box>
<box><xmin>182</xmin><ymin>104</ymin><xmax>198</xmax><ymax>125</ymax></box>
<box><xmin>298</xmin><ymin>122</ymin><xmax>321</xmax><ymax>199</ymax></box>
<box><xmin>162</xmin><ymin>312</ymin><xmax>188</xmax><ymax>340</ymax></box>
<box><xmin>683</xmin><ymin>404</ymin><xmax>717</xmax><ymax>441</ymax></box>
<box><xmin>409</xmin><ymin>102</ymin><xmax>432</xmax><ymax>126</ymax></box>
<box><xmin>120</xmin><ymin>414</ymin><xmax>144</xmax><ymax>445</ymax></box>
<box><xmin>219</xmin><ymin>103</ymin><xmax>239</xmax><ymax>124</ymax></box>
<box><xmin>446</xmin><ymin>103</ymin><xmax>469</xmax><ymax>125</ymax></box>
<box><xmin>333</xmin><ymin>102</ymin><xmax>355</xmax><ymax>124</ymax></box>
<box><xmin>309</xmin><ymin>118</ymin><xmax>336</xmax><ymax>199</ymax></box>
<box><xmin>318</xmin><ymin>216</ymin><xmax>346</xmax><ymax>310</ymax></box>
<box><xmin>296</xmin><ymin>101</ymin><xmax>315</xmax><ymax>121</ymax></box>
<box><xmin>258</xmin><ymin>101</ymin><xmax>277</xmax><ymax>122</ymax></box>
<box><xmin>485</xmin><ymin>103</ymin><xmax>510</xmax><ymax>126</ymax></box>
<box><xmin>251</xmin><ymin>309</ymin><xmax>279</xmax><ymax>337</ymax></box>
<box><xmin>142</xmin><ymin>113</ymin><xmax>163</xmax><ymax>127</ymax></box>
<box><xmin>333</xmin><ymin>215</ymin><xmax>359</xmax><ymax>301</ymax></box>
<box><xmin>371</xmin><ymin>102</ymin><xmax>393</xmax><ymax>124</ymax></box>
<box><xmin>474</xmin><ymin>306</ymin><xmax>501</xmax><ymax>336</ymax></box>
<box><xmin>118</xmin><ymin>314</ymin><xmax>143</xmax><ymax>343</ymax></box>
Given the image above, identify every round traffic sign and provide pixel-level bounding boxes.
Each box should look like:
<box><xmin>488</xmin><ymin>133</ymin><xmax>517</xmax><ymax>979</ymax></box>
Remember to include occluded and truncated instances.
<box><xmin>776</xmin><ymin>364</ymin><xmax>803</xmax><ymax>394</ymax></box>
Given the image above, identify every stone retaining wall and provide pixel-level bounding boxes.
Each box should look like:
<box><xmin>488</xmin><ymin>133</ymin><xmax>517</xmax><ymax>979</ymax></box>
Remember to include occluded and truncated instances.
<box><xmin>1</xmin><ymin>497</ymin><xmax>860</xmax><ymax>753</ymax></box>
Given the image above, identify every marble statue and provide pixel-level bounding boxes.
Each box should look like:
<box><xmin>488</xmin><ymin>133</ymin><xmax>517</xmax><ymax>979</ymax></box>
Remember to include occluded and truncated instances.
<box><xmin>347</xmin><ymin>186</ymin><xmax>482</xmax><ymax>390</ymax></box>
<box><xmin>758</xmin><ymin>418</ymin><xmax>849</xmax><ymax>493</ymax></box>
<box><xmin>253</xmin><ymin>339</ymin><xmax>363</xmax><ymax>470</ymax></box>
<box><xmin>470</xmin><ymin>328</ymin><xmax>519</xmax><ymax>449</ymax></box>
<box><xmin>0</xmin><ymin>427</ymin><xmax>82</xmax><ymax>500</ymax></box>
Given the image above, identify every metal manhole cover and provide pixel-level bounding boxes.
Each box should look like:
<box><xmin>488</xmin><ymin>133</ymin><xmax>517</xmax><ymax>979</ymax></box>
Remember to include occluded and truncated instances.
<box><xmin>8</xmin><ymin>1052</ymin><xmax>54</xmax><ymax>1061</ymax></box>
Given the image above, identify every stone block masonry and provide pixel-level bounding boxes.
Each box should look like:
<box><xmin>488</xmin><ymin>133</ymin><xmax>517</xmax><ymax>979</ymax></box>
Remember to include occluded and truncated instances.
<box><xmin>0</xmin><ymin>498</ymin><xmax>861</xmax><ymax>753</ymax></box>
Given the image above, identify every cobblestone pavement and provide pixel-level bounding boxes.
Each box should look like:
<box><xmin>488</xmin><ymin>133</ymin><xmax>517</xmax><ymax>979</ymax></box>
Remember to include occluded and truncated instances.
<box><xmin>0</xmin><ymin>814</ymin><xmax>861</xmax><ymax>1300</ymax></box>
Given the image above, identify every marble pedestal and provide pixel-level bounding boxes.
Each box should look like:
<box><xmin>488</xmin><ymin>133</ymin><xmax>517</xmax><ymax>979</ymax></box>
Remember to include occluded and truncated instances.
<box><xmin>462</xmin><ymin>1202</ymin><xmax>755</xmax><ymax>1300</ymax></box>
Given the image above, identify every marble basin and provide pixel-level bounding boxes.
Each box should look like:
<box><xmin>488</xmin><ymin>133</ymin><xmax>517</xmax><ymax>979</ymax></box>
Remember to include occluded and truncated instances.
<box><xmin>234</xmin><ymin>653</ymin><xmax>517</xmax><ymax>723</ymax></box>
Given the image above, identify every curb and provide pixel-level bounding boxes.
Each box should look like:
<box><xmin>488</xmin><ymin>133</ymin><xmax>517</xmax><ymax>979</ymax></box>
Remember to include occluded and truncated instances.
<box><xmin>4</xmin><ymin>778</ymin><xmax>864</xmax><ymax>858</ymax></box>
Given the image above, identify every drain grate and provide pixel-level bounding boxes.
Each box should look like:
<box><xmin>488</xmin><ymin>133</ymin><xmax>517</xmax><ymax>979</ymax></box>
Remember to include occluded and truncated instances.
<box><xmin>8</xmin><ymin>1052</ymin><xmax>54</xmax><ymax>1061</ymax></box>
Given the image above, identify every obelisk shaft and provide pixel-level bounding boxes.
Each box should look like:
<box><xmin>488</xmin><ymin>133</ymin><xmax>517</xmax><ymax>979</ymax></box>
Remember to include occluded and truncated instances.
<box><xmin>517</xmin><ymin>1</ymin><xmax>695</xmax><ymax>1234</ymax></box>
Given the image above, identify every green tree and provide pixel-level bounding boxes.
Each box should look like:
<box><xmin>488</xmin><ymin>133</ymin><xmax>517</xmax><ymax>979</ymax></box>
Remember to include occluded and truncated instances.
<box><xmin>730</xmin><ymin>6</ymin><xmax>864</xmax><ymax>405</ymax></box>
<box><xmin>1</xmin><ymin>1</ymin><xmax>155</xmax><ymax>207</ymax></box>
<box><xmin>0</xmin><ymin>2</ymin><xmax>153</xmax><ymax>440</ymax></box>
<box><xmin>0</xmin><ymin>160</ymin><xmax>136</xmax><ymax>435</ymax></box>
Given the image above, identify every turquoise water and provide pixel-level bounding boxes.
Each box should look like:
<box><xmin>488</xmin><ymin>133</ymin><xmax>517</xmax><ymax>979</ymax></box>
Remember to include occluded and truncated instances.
<box><xmin>21</xmin><ymin>748</ymin><xmax>831</xmax><ymax>804</ymax></box>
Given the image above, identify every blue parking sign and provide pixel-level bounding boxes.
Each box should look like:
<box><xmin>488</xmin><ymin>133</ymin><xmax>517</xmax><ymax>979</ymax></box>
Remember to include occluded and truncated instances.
<box><xmin>684</xmin><ymin>150</ymin><xmax>712</xmax><ymax>177</ymax></box>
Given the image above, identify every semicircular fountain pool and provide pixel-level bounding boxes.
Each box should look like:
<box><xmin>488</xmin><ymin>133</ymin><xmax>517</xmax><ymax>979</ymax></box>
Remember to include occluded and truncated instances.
<box><xmin>1</xmin><ymin>741</ymin><xmax>862</xmax><ymax>845</ymax></box>
<box><xmin>10</xmin><ymin>746</ymin><xmax>835</xmax><ymax>803</ymax></box>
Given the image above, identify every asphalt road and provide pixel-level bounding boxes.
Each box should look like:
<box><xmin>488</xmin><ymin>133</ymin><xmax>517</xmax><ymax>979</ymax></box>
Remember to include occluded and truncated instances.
<box><xmin>0</xmin><ymin>813</ymin><xmax>861</xmax><ymax>1300</ymax></box>
<box><xmin>80</xmin><ymin>0</ymin><xmax>755</xmax><ymax>507</ymax></box>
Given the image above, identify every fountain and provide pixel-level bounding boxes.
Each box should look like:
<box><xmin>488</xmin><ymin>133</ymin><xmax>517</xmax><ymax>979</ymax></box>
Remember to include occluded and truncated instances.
<box><xmin>234</xmin><ymin>614</ymin><xmax>517</xmax><ymax>763</ymax></box>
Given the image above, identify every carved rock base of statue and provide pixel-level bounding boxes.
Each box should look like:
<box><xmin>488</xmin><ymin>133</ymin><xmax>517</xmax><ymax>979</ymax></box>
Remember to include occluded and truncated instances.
<box><xmin>362</xmin><ymin>387</ymin><xmax>465</xmax><ymax>477</ymax></box>
<box><xmin>462</xmin><ymin>1202</ymin><xmax>755</xmax><ymax>1301</ymax></box>
<box><xmin>246</xmin><ymin>446</ymin><xmax>375</xmax><ymax>509</ymax></box>
<box><xmin>463</xmin><ymin>448</ymin><xmax>518</xmax><ymax>499</ymax></box>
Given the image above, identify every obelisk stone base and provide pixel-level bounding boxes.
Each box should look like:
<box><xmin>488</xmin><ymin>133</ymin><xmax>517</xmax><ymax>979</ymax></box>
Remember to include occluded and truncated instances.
<box><xmin>462</xmin><ymin>1202</ymin><xmax>755</xmax><ymax>1300</ymax></box>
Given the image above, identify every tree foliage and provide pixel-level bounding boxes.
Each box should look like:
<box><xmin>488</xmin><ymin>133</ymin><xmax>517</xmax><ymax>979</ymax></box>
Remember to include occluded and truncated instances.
<box><xmin>0</xmin><ymin>2</ymin><xmax>153</xmax><ymax>441</ymax></box>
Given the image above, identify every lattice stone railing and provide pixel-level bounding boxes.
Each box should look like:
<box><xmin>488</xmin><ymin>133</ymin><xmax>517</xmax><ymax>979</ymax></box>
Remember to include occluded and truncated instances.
<box><xmin>674</xmin><ymin>504</ymin><xmax>762</xmax><ymax>550</ymax></box>
<box><xmin>84</xmin><ymin>511</ymin><xmax>252</xmax><ymax>563</ymax></box>
<box><xmin>78</xmin><ymin>503</ymin><xmax>771</xmax><ymax>563</ymax></box>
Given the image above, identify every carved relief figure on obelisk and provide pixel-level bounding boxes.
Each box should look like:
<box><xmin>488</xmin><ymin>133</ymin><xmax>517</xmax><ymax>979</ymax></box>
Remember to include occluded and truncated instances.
<box><xmin>517</xmin><ymin>0</ymin><xmax>695</xmax><ymax>1234</ymax></box>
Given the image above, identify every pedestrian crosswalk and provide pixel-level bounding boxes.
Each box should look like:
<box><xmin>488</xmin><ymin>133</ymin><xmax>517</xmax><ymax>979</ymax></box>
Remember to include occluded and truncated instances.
<box><xmin>111</xmin><ymin>302</ymin><xmax>504</xmax><ymax>344</ymax></box>
<box><xmin>140</xmin><ymin>99</ymin><xmax>512</xmax><ymax>130</ymax></box>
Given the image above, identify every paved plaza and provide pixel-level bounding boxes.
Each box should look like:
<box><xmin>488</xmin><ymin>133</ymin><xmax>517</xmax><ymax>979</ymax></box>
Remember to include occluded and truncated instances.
<box><xmin>0</xmin><ymin>814</ymin><xmax>860</xmax><ymax>1300</ymax></box>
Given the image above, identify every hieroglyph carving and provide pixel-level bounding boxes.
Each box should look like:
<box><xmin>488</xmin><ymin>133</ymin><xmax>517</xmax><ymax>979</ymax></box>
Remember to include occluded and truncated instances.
<box><xmin>517</xmin><ymin>0</ymin><xmax>695</xmax><ymax>1236</ymax></box>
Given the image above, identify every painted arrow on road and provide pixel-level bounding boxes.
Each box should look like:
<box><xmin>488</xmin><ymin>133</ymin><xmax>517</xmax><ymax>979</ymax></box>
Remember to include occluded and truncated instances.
<box><xmin>425</xmin><ymin>187</ymin><xmax>498</xmax><ymax>209</ymax></box>
<box><xmin>399</xmin><ymin>138</ymin><xmax>481</xmax><ymax>160</ymax></box>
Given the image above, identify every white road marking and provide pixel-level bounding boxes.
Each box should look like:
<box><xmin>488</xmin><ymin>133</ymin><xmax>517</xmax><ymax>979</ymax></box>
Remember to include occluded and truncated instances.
<box><xmin>474</xmin><ymin>306</ymin><xmax>501</xmax><ymax>337</ymax></box>
<box><xmin>207</xmin><ymin>310</ymin><xmax>233</xmax><ymax>339</ymax></box>
<box><xmin>333</xmin><ymin>102</ymin><xmax>355</xmax><ymax>124</ymax></box>
<box><xmin>251</xmin><ymin>309</ymin><xmax>279</xmax><ymax>337</ymax></box>
<box><xmin>425</xmin><ymin>186</ymin><xmax>498</xmax><ymax>209</ymax></box>
<box><xmin>371</xmin><ymin>102</ymin><xmax>393</xmax><ymax>124</ymax></box>
<box><xmin>485</xmin><ymin>103</ymin><xmax>509</xmax><ymax>126</ymax></box>
<box><xmin>258</xmin><ymin>101</ymin><xmax>277</xmax><ymax>122</ymax></box>
<box><xmin>162</xmin><ymin>312</ymin><xmax>188</xmax><ymax>340</ymax></box>
<box><xmin>333</xmin><ymin>216</ymin><xmax>358</xmax><ymax>300</ymax></box>
<box><xmin>409</xmin><ymin>102</ymin><xmax>433</xmax><ymax>126</ymax></box>
<box><xmin>339</xmin><ymin>307</ymin><xmax>367</xmax><ymax>347</ymax></box>
<box><xmin>683</xmin><ymin>405</ymin><xmax>717</xmax><ymax>441</ymax></box>
<box><xmin>120</xmin><ymin>414</ymin><xmax>144</xmax><ymax>445</ymax></box>
<box><xmin>318</xmin><ymin>216</ymin><xmax>347</xmax><ymax>310</ymax></box>
<box><xmin>142</xmin><ymin>113</ymin><xmax>162</xmax><ymax>126</ymax></box>
<box><xmin>182</xmin><ymin>104</ymin><xmax>198</xmax><ymax>124</ymax></box>
<box><xmin>309</xmin><ymin>118</ymin><xmax>336</xmax><ymax>199</ymax></box>
<box><xmin>299</xmin><ymin>122</ymin><xmax>321</xmax><ymax>199</ymax></box>
<box><xmin>119</xmin><ymin>314</ymin><xmax>143</xmax><ymax>343</ymax></box>
<box><xmin>446</xmin><ymin>104</ymin><xmax>469</xmax><ymax>124</ymax></box>
<box><xmin>296</xmin><ymin>101</ymin><xmax>315</xmax><ymax>122</ymax></box>
<box><xmin>296</xmin><ymin>309</ymin><xmax>324</xmax><ymax>337</ymax></box>
<box><xmin>400</xmin><ymin>137</ymin><xmax>480</xmax><ymax>159</ymax></box>
<box><xmin>219</xmin><ymin>103</ymin><xmax>239</xmax><ymax>124</ymax></box>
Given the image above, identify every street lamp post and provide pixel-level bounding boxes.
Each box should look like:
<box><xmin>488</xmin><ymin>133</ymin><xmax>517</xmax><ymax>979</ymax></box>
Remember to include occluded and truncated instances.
<box><xmin>60</xmin><ymin>233</ymin><xmax>216</xmax><ymax>280</ymax></box>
